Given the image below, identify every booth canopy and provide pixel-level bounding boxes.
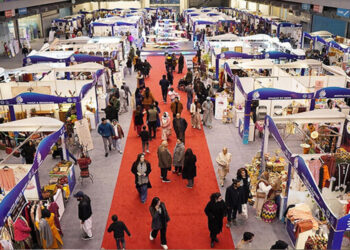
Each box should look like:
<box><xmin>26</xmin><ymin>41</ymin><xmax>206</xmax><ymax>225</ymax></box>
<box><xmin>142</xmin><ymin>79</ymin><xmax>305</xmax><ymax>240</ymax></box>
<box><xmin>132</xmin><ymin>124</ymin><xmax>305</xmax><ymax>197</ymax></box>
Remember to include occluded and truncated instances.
<box><xmin>8</xmin><ymin>64</ymin><xmax>54</xmax><ymax>74</ymax></box>
<box><xmin>272</xmin><ymin>109</ymin><xmax>346</xmax><ymax>124</ymax></box>
<box><xmin>0</xmin><ymin>117</ymin><xmax>64</xmax><ymax>132</ymax></box>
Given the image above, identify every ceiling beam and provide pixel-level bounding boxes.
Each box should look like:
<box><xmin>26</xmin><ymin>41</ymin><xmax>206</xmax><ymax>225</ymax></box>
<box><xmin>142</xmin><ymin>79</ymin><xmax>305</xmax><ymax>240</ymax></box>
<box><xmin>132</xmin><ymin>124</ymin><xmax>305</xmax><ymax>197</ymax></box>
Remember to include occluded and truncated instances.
<box><xmin>276</xmin><ymin>0</ymin><xmax>350</xmax><ymax>9</ymax></box>
<box><xmin>0</xmin><ymin>0</ymin><xmax>69</xmax><ymax>12</ymax></box>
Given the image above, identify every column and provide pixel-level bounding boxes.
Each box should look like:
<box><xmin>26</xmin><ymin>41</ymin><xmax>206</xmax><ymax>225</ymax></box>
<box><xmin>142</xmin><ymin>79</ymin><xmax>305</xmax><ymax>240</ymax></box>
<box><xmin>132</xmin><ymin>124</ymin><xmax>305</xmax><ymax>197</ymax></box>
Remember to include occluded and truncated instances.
<box><xmin>9</xmin><ymin>106</ymin><xmax>16</xmax><ymax>121</ymax></box>
<box><xmin>13</xmin><ymin>19</ymin><xmax>20</xmax><ymax>45</ymax></box>
<box><xmin>76</xmin><ymin>102</ymin><xmax>83</xmax><ymax>120</ymax></box>
<box><xmin>243</xmin><ymin>100</ymin><xmax>251</xmax><ymax>144</ymax></box>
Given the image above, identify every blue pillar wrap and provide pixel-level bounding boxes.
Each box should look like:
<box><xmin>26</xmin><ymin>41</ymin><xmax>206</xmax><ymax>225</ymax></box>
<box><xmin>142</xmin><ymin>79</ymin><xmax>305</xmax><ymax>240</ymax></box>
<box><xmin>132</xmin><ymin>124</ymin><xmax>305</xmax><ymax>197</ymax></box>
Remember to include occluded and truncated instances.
<box><xmin>243</xmin><ymin>100</ymin><xmax>251</xmax><ymax>144</ymax></box>
<box><xmin>277</xmin><ymin>24</ymin><xmax>280</xmax><ymax>37</ymax></box>
<box><xmin>35</xmin><ymin>171</ymin><xmax>43</xmax><ymax>200</ymax></box>
<box><xmin>76</xmin><ymin>102</ymin><xmax>83</xmax><ymax>120</ymax></box>
<box><xmin>9</xmin><ymin>106</ymin><xmax>16</xmax><ymax>121</ymax></box>
<box><xmin>327</xmin><ymin>228</ymin><xmax>344</xmax><ymax>250</ymax></box>
<box><xmin>112</xmin><ymin>25</ymin><xmax>115</xmax><ymax>36</ymax></box>
<box><xmin>301</xmin><ymin>68</ymin><xmax>305</xmax><ymax>76</ymax></box>
<box><xmin>310</xmin><ymin>98</ymin><xmax>316</xmax><ymax>110</ymax></box>
<box><xmin>215</xmin><ymin>57</ymin><xmax>219</xmax><ymax>79</ymax></box>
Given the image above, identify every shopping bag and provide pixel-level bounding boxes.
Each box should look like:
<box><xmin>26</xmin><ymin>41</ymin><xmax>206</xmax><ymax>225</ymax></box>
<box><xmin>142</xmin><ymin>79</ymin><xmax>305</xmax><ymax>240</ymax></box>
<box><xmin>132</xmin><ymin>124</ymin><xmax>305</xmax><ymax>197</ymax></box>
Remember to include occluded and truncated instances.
<box><xmin>242</xmin><ymin>204</ymin><xmax>248</xmax><ymax>219</ymax></box>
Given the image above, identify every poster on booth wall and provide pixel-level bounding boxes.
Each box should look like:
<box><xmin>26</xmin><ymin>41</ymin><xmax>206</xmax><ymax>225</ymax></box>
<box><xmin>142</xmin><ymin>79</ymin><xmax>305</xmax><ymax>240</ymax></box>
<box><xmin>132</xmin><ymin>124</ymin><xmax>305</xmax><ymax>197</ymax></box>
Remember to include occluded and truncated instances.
<box><xmin>315</xmin><ymin>80</ymin><xmax>324</xmax><ymax>91</ymax></box>
<box><xmin>215</xmin><ymin>94</ymin><xmax>228</xmax><ymax>120</ymax></box>
<box><xmin>74</xmin><ymin>118</ymin><xmax>94</xmax><ymax>151</ymax></box>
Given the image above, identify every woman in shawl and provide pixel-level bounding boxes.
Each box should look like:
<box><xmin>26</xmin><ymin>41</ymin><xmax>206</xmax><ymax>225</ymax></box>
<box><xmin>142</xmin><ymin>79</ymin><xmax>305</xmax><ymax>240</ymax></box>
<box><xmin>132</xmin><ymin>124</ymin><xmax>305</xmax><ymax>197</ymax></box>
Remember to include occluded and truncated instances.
<box><xmin>202</xmin><ymin>97</ymin><xmax>214</xmax><ymax>129</ymax></box>
<box><xmin>161</xmin><ymin>112</ymin><xmax>171</xmax><ymax>141</ymax></box>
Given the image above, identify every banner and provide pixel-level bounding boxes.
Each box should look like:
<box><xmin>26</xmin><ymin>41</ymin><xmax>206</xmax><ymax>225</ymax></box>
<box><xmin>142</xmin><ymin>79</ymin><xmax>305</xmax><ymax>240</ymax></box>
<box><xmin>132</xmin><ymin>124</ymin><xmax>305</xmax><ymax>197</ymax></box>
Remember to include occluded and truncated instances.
<box><xmin>5</xmin><ymin>10</ymin><xmax>15</xmax><ymax>18</ymax></box>
<box><xmin>301</xmin><ymin>3</ymin><xmax>311</xmax><ymax>11</ymax></box>
<box><xmin>75</xmin><ymin>118</ymin><xmax>93</xmax><ymax>151</ymax></box>
<box><xmin>18</xmin><ymin>8</ymin><xmax>27</xmax><ymax>15</ymax></box>
<box><xmin>337</xmin><ymin>8</ymin><xmax>350</xmax><ymax>18</ymax></box>
<box><xmin>313</xmin><ymin>5</ymin><xmax>323</xmax><ymax>14</ymax></box>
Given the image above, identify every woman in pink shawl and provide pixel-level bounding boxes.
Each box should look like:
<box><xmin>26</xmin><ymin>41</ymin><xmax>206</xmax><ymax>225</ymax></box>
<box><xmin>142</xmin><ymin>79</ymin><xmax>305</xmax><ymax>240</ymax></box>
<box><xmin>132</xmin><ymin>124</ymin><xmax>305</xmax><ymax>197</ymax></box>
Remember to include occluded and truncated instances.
<box><xmin>161</xmin><ymin>112</ymin><xmax>171</xmax><ymax>141</ymax></box>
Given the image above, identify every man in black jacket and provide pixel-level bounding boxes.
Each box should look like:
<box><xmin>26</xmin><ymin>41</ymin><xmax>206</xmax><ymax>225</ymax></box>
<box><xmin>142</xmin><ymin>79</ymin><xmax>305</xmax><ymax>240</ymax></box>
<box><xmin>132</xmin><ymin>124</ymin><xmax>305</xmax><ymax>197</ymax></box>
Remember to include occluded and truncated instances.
<box><xmin>103</xmin><ymin>102</ymin><xmax>118</xmax><ymax>122</ymax></box>
<box><xmin>178</xmin><ymin>53</ymin><xmax>184</xmax><ymax>73</ymax></box>
<box><xmin>225</xmin><ymin>179</ymin><xmax>242</xmax><ymax>227</ymax></box>
<box><xmin>159</xmin><ymin>75</ymin><xmax>170</xmax><ymax>103</ymax></box>
<box><xmin>172</xmin><ymin>113</ymin><xmax>187</xmax><ymax>144</ymax></box>
<box><xmin>108</xmin><ymin>214</ymin><xmax>131</xmax><ymax>249</ymax></box>
<box><xmin>74</xmin><ymin>191</ymin><xmax>93</xmax><ymax>240</ymax></box>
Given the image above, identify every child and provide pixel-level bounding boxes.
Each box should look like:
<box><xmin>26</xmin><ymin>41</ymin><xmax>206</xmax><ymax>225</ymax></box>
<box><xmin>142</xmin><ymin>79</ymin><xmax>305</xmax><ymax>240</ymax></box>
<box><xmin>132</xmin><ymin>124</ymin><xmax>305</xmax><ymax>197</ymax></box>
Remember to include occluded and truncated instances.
<box><xmin>107</xmin><ymin>215</ymin><xmax>131</xmax><ymax>250</ymax></box>
<box><xmin>168</xmin><ymin>87</ymin><xmax>180</xmax><ymax>102</ymax></box>
<box><xmin>140</xmin><ymin>126</ymin><xmax>150</xmax><ymax>153</ymax></box>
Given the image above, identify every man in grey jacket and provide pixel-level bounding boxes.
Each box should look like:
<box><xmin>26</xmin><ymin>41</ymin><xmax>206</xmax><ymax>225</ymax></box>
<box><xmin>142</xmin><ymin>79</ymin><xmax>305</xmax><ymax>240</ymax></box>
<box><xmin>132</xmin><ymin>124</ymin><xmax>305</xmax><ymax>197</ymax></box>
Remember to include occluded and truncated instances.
<box><xmin>172</xmin><ymin>139</ymin><xmax>185</xmax><ymax>175</ymax></box>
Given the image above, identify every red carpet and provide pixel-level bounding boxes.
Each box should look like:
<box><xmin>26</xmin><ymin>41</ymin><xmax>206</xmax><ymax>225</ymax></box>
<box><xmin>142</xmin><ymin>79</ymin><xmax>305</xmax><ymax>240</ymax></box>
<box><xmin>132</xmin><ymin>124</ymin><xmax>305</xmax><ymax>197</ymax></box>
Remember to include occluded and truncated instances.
<box><xmin>101</xmin><ymin>56</ymin><xmax>235</xmax><ymax>249</ymax></box>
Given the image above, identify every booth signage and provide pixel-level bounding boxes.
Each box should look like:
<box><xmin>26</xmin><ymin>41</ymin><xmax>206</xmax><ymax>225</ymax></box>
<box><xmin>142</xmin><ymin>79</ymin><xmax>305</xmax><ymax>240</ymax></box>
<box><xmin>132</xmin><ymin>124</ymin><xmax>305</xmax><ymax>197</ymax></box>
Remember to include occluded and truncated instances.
<box><xmin>337</xmin><ymin>8</ymin><xmax>350</xmax><ymax>18</ymax></box>
<box><xmin>301</xmin><ymin>3</ymin><xmax>311</xmax><ymax>11</ymax></box>
<box><xmin>5</xmin><ymin>9</ymin><xmax>15</xmax><ymax>18</ymax></box>
<box><xmin>313</xmin><ymin>5</ymin><xmax>323</xmax><ymax>14</ymax></box>
<box><xmin>18</xmin><ymin>8</ymin><xmax>27</xmax><ymax>15</ymax></box>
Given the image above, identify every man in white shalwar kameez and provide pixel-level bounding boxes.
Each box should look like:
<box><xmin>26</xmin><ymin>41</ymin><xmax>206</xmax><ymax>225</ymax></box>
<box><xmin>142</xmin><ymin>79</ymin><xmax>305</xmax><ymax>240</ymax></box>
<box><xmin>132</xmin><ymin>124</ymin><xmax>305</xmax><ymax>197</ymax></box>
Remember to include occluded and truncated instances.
<box><xmin>202</xmin><ymin>97</ymin><xmax>214</xmax><ymax>128</ymax></box>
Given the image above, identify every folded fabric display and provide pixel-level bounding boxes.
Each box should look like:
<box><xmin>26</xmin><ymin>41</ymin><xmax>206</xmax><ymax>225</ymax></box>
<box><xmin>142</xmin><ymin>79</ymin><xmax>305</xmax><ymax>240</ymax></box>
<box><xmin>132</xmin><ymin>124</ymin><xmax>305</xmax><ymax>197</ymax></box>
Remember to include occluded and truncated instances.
<box><xmin>286</xmin><ymin>203</ymin><xmax>319</xmax><ymax>230</ymax></box>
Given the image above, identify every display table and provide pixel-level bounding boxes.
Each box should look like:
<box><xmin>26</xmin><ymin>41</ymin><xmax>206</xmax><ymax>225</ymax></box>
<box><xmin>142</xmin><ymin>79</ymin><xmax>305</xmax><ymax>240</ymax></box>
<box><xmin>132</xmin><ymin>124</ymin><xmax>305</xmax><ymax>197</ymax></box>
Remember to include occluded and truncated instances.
<box><xmin>31</xmin><ymin>110</ymin><xmax>54</xmax><ymax>117</ymax></box>
<box><xmin>49</xmin><ymin>162</ymin><xmax>76</xmax><ymax>197</ymax></box>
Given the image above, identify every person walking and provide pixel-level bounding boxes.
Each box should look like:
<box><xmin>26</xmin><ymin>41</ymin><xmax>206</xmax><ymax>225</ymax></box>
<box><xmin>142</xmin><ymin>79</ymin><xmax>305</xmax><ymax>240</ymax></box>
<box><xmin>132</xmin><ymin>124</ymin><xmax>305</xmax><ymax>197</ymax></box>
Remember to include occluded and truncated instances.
<box><xmin>182</xmin><ymin>148</ymin><xmax>197</xmax><ymax>188</ymax></box>
<box><xmin>140</xmin><ymin>126</ymin><xmax>150</xmax><ymax>153</ymax></box>
<box><xmin>190</xmin><ymin>99</ymin><xmax>201</xmax><ymax>130</ymax></box>
<box><xmin>22</xmin><ymin>45</ymin><xmax>29</xmax><ymax>57</ymax></box>
<box><xmin>131</xmin><ymin>153</ymin><xmax>152</xmax><ymax>203</ymax></box>
<box><xmin>202</xmin><ymin>97</ymin><xmax>214</xmax><ymax>129</ymax></box>
<box><xmin>122</xmin><ymin>82</ymin><xmax>132</xmax><ymax>106</ymax></box>
<box><xmin>159</xmin><ymin>75</ymin><xmax>170</xmax><ymax>103</ymax></box>
<box><xmin>167</xmin><ymin>70</ymin><xmax>173</xmax><ymax>86</ymax></box>
<box><xmin>21</xmin><ymin>140</ymin><xmax>36</xmax><ymax>164</ymax></box>
<box><xmin>178</xmin><ymin>53</ymin><xmax>184</xmax><ymax>73</ymax></box>
<box><xmin>103</xmin><ymin>102</ymin><xmax>119</xmax><ymax>122</ymax></box>
<box><xmin>216</xmin><ymin>147</ymin><xmax>232</xmax><ymax>187</ymax></box>
<box><xmin>149</xmin><ymin>197</ymin><xmax>170</xmax><ymax>250</ymax></box>
<box><xmin>136</xmin><ymin>47</ymin><xmax>141</xmax><ymax>57</ymax></box>
<box><xmin>133</xmin><ymin>105</ymin><xmax>144</xmax><ymax>135</ymax></box>
<box><xmin>172</xmin><ymin>113</ymin><xmax>187</xmax><ymax>143</ymax></box>
<box><xmin>147</xmin><ymin>104</ymin><xmax>158</xmax><ymax>139</ymax></box>
<box><xmin>112</xmin><ymin>120</ymin><xmax>124</xmax><ymax>154</ymax></box>
<box><xmin>74</xmin><ymin>191</ymin><xmax>93</xmax><ymax>240</ymax></box>
<box><xmin>107</xmin><ymin>215</ymin><xmax>131</xmax><ymax>250</ymax></box>
<box><xmin>170</xmin><ymin>97</ymin><xmax>183</xmax><ymax>118</ymax></box>
<box><xmin>161</xmin><ymin>112</ymin><xmax>171</xmax><ymax>141</ymax></box>
<box><xmin>236</xmin><ymin>232</ymin><xmax>254</xmax><ymax>249</ymax></box>
<box><xmin>119</xmin><ymin>86</ymin><xmax>128</xmax><ymax>113</ymax></box>
<box><xmin>136</xmin><ymin>71</ymin><xmax>145</xmax><ymax>89</ymax></box>
<box><xmin>142</xmin><ymin>87</ymin><xmax>155</xmax><ymax>111</ymax></box>
<box><xmin>225</xmin><ymin>179</ymin><xmax>242</xmax><ymax>227</ymax></box>
<box><xmin>157</xmin><ymin>141</ymin><xmax>172</xmax><ymax>183</ymax></box>
<box><xmin>204</xmin><ymin>193</ymin><xmax>227</xmax><ymax>248</ymax></box>
<box><xmin>172</xmin><ymin>139</ymin><xmax>185</xmax><ymax>175</ymax></box>
<box><xmin>98</xmin><ymin>118</ymin><xmax>115</xmax><ymax>157</ymax></box>
<box><xmin>143</xmin><ymin>59</ymin><xmax>152</xmax><ymax>77</ymax></box>
<box><xmin>126</xmin><ymin>56</ymin><xmax>133</xmax><ymax>75</ymax></box>
<box><xmin>171</xmin><ymin>53</ymin><xmax>177</xmax><ymax>72</ymax></box>
<box><xmin>185</xmin><ymin>69</ymin><xmax>193</xmax><ymax>85</ymax></box>
<box><xmin>236</xmin><ymin>168</ymin><xmax>251</xmax><ymax>215</ymax></box>
<box><xmin>185</xmin><ymin>84</ymin><xmax>194</xmax><ymax>111</ymax></box>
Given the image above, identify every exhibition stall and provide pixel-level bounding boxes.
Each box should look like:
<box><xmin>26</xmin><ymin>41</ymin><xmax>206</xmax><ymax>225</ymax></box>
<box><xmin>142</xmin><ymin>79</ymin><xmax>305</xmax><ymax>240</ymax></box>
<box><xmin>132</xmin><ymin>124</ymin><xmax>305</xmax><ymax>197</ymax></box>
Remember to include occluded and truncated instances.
<box><xmin>89</xmin><ymin>15</ymin><xmax>142</xmax><ymax>37</ymax></box>
<box><xmin>257</xmin><ymin>115</ymin><xmax>350</xmax><ymax>249</ymax></box>
<box><xmin>0</xmin><ymin>65</ymin><xmax>105</xmax><ymax>130</ymax></box>
<box><xmin>0</xmin><ymin>117</ymin><xmax>74</xmax><ymax>231</ymax></box>
<box><xmin>224</xmin><ymin>61</ymin><xmax>349</xmax><ymax>144</ymax></box>
<box><xmin>52</xmin><ymin>14</ymin><xmax>85</xmax><ymax>32</ymax></box>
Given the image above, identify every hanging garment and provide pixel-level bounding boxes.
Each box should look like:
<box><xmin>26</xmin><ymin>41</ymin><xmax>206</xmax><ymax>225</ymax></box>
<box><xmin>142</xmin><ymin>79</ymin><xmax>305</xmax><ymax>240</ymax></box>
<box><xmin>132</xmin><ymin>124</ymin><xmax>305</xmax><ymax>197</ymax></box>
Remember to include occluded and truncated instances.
<box><xmin>0</xmin><ymin>167</ymin><xmax>16</xmax><ymax>191</ymax></box>
<box><xmin>48</xmin><ymin>202</ymin><xmax>63</xmax><ymax>236</ymax></box>
<box><xmin>13</xmin><ymin>216</ymin><xmax>31</xmax><ymax>242</ymax></box>
<box><xmin>320</xmin><ymin>155</ymin><xmax>336</xmax><ymax>176</ymax></box>
<box><xmin>308</xmin><ymin>159</ymin><xmax>321</xmax><ymax>185</ymax></box>
<box><xmin>0</xmin><ymin>240</ymin><xmax>14</xmax><ymax>250</ymax></box>
<box><xmin>318</xmin><ymin>165</ymin><xmax>330</xmax><ymax>190</ymax></box>
<box><xmin>333</xmin><ymin>163</ymin><xmax>350</xmax><ymax>192</ymax></box>
<box><xmin>37</xmin><ymin>219</ymin><xmax>53</xmax><ymax>249</ymax></box>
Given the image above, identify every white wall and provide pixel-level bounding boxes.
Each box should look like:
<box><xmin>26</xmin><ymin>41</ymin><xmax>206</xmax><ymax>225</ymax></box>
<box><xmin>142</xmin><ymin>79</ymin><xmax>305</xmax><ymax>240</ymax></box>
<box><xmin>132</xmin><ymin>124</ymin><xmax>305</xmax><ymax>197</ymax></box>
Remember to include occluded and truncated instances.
<box><xmin>230</xmin><ymin>0</ymin><xmax>238</xmax><ymax>8</ymax></box>
<box><xmin>103</xmin><ymin>1</ymin><xmax>142</xmax><ymax>9</ymax></box>
<box><xmin>247</xmin><ymin>2</ymin><xmax>257</xmax><ymax>12</ymax></box>
<box><xmin>259</xmin><ymin>4</ymin><xmax>269</xmax><ymax>15</ymax></box>
<box><xmin>239</xmin><ymin>0</ymin><xmax>247</xmax><ymax>9</ymax></box>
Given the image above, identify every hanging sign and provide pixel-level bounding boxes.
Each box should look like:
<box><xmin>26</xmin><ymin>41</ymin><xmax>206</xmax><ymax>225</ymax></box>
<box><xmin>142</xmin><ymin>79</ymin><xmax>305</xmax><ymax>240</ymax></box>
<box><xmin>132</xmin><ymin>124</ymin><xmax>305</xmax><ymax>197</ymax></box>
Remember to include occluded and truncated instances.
<box><xmin>313</xmin><ymin>5</ymin><xmax>323</xmax><ymax>14</ymax></box>
<box><xmin>301</xmin><ymin>4</ymin><xmax>311</xmax><ymax>11</ymax></box>
<box><xmin>337</xmin><ymin>8</ymin><xmax>350</xmax><ymax>18</ymax></box>
<box><xmin>74</xmin><ymin>118</ymin><xmax>94</xmax><ymax>151</ymax></box>
<box><xmin>18</xmin><ymin>8</ymin><xmax>27</xmax><ymax>15</ymax></box>
<box><xmin>5</xmin><ymin>9</ymin><xmax>15</xmax><ymax>18</ymax></box>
